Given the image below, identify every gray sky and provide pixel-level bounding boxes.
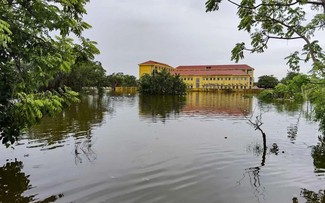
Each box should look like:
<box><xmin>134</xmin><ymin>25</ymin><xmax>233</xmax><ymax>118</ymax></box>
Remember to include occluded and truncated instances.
<box><xmin>83</xmin><ymin>0</ymin><xmax>318</xmax><ymax>80</ymax></box>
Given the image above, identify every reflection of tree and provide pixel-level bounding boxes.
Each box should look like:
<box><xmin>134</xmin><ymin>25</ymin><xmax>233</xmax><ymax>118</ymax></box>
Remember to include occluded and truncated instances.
<box><xmin>312</xmin><ymin>135</ymin><xmax>325</xmax><ymax>172</ymax></box>
<box><xmin>238</xmin><ymin>165</ymin><xmax>266</xmax><ymax>203</ymax></box>
<box><xmin>74</xmin><ymin>133</ymin><xmax>97</xmax><ymax>165</ymax></box>
<box><xmin>300</xmin><ymin>188</ymin><xmax>325</xmax><ymax>203</ymax></box>
<box><xmin>258</xmin><ymin>99</ymin><xmax>306</xmax><ymax>143</ymax></box>
<box><xmin>27</xmin><ymin>95</ymin><xmax>110</xmax><ymax>147</ymax></box>
<box><xmin>258</xmin><ymin>99</ymin><xmax>303</xmax><ymax>114</ymax></box>
<box><xmin>287</xmin><ymin>103</ymin><xmax>304</xmax><ymax>143</ymax></box>
<box><xmin>0</xmin><ymin>160</ymin><xmax>63</xmax><ymax>203</ymax></box>
<box><xmin>238</xmin><ymin>114</ymin><xmax>267</xmax><ymax>203</ymax></box>
<box><xmin>287</xmin><ymin>124</ymin><xmax>299</xmax><ymax>142</ymax></box>
<box><xmin>0</xmin><ymin>160</ymin><xmax>33</xmax><ymax>203</ymax></box>
<box><xmin>139</xmin><ymin>95</ymin><xmax>186</xmax><ymax>122</ymax></box>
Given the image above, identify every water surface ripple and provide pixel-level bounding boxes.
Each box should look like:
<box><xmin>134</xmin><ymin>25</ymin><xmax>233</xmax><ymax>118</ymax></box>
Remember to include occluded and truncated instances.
<box><xmin>0</xmin><ymin>93</ymin><xmax>324</xmax><ymax>203</ymax></box>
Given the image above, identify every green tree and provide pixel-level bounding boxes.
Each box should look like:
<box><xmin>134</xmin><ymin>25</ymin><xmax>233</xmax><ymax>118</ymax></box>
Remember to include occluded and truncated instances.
<box><xmin>205</xmin><ymin>0</ymin><xmax>325</xmax><ymax>133</ymax></box>
<box><xmin>106</xmin><ymin>72</ymin><xmax>138</xmax><ymax>90</ymax></box>
<box><xmin>280</xmin><ymin>72</ymin><xmax>300</xmax><ymax>85</ymax></box>
<box><xmin>205</xmin><ymin>0</ymin><xmax>325</xmax><ymax>74</ymax></box>
<box><xmin>273</xmin><ymin>83</ymin><xmax>290</xmax><ymax>98</ymax></box>
<box><xmin>0</xmin><ymin>0</ymin><xmax>99</xmax><ymax>145</ymax></box>
<box><xmin>257</xmin><ymin>75</ymin><xmax>279</xmax><ymax>88</ymax></box>
<box><xmin>138</xmin><ymin>69</ymin><xmax>187</xmax><ymax>95</ymax></box>
<box><xmin>123</xmin><ymin>75</ymin><xmax>138</xmax><ymax>87</ymax></box>
<box><xmin>62</xmin><ymin>61</ymin><xmax>106</xmax><ymax>92</ymax></box>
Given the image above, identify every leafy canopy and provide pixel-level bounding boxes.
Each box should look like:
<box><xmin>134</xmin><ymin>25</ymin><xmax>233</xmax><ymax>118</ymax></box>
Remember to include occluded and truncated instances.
<box><xmin>257</xmin><ymin>75</ymin><xmax>279</xmax><ymax>88</ymax></box>
<box><xmin>0</xmin><ymin>0</ymin><xmax>99</xmax><ymax>145</ymax></box>
<box><xmin>106</xmin><ymin>72</ymin><xmax>138</xmax><ymax>88</ymax></box>
<box><xmin>205</xmin><ymin>0</ymin><xmax>325</xmax><ymax>75</ymax></box>
<box><xmin>139</xmin><ymin>69</ymin><xmax>187</xmax><ymax>95</ymax></box>
<box><xmin>205</xmin><ymin>0</ymin><xmax>325</xmax><ymax>135</ymax></box>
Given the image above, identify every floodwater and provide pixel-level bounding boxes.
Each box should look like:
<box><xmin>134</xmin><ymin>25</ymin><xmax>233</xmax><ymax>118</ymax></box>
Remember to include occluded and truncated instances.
<box><xmin>0</xmin><ymin>92</ymin><xmax>324</xmax><ymax>203</ymax></box>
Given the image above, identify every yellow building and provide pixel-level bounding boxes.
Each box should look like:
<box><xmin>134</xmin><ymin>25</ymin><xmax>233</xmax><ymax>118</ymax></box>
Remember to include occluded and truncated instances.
<box><xmin>138</xmin><ymin>61</ymin><xmax>254</xmax><ymax>91</ymax></box>
<box><xmin>172</xmin><ymin>64</ymin><xmax>254</xmax><ymax>91</ymax></box>
<box><xmin>139</xmin><ymin>60</ymin><xmax>174</xmax><ymax>78</ymax></box>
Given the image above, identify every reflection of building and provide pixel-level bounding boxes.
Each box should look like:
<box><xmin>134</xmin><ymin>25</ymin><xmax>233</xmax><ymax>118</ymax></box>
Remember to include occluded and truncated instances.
<box><xmin>138</xmin><ymin>93</ymin><xmax>253</xmax><ymax>119</ymax></box>
<box><xmin>138</xmin><ymin>60</ymin><xmax>254</xmax><ymax>91</ymax></box>
<box><xmin>183</xmin><ymin>92</ymin><xmax>253</xmax><ymax>117</ymax></box>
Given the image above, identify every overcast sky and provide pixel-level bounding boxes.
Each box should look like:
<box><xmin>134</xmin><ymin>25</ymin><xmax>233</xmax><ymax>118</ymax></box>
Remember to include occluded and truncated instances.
<box><xmin>83</xmin><ymin>0</ymin><xmax>318</xmax><ymax>80</ymax></box>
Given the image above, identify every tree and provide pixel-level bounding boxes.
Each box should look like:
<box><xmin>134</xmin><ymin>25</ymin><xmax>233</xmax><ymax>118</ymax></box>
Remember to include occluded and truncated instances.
<box><xmin>106</xmin><ymin>72</ymin><xmax>138</xmax><ymax>90</ymax></box>
<box><xmin>257</xmin><ymin>75</ymin><xmax>279</xmax><ymax>88</ymax></box>
<box><xmin>61</xmin><ymin>61</ymin><xmax>107</xmax><ymax>92</ymax></box>
<box><xmin>138</xmin><ymin>69</ymin><xmax>187</xmax><ymax>95</ymax></box>
<box><xmin>280</xmin><ymin>72</ymin><xmax>300</xmax><ymax>84</ymax></box>
<box><xmin>205</xmin><ymin>0</ymin><xmax>325</xmax><ymax>133</ymax></box>
<box><xmin>205</xmin><ymin>0</ymin><xmax>325</xmax><ymax>74</ymax></box>
<box><xmin>0</xmin><ymin>0</ymin><xmax>99</xmax><ymax>145</ymax></box>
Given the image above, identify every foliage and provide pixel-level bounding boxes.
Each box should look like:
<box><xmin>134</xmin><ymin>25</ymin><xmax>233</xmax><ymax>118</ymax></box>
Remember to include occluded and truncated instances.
<box><xmin>106</xmin><ymin>72</ymin><xmax>138</xmax><ymax>89</ymax></box>
<box><xmin>0</xmin><ymin>88</ymin><xmax>79</xmax><ymax>146</ymax></box>
<box><xmin>205</xmin><ymin>0</ymin><xmax>325</xmax><ymax>74</ymax></box>
<box><xmin>60</xmin><ymin>61</ymin><xmax>106</xmax><ymax>92</ymax></box>
<box><xmin>273</xmin><ymin>83</ymin><xmax>289</xmax><ymax>99</ymax></box>
<box><xmin>0</xmin><ymin>0</ymin><xmax>98</xmax><ymax>145</ymax></box>
<box><xmin>138</xmin><ymin>69</ymin><xmax>187</xmax><ymax>95</ymax></box>
<box><xmin>280</xmin><ymin>72</ymin><xmax>300</xmax><ymax>84</ymax></box>
<box><xmin>259</xmin><ymin>73</ymin><xmax>309</xmax><ymax>100</ymax></box>
<box><xmin>205</xmin><ymin>0</ymin><xmax>325</xmax><ymax>133</ymax></box>
<box><xmin>258</xmin><ymin>89</ymin><xmax>274</xmax><ymax>100</ymax></box>
<box><xmin>305</xmin><ymin>77</ymin><xmax>325</xmax><ymax>134</ymax></box>
<box><xmin>257</xmin><ymin>75</ymin><xmax>279</xmax><ymax>89</ymax></box>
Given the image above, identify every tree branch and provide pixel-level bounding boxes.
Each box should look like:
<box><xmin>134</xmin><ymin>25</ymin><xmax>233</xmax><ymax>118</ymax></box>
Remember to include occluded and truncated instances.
<box><xmin>266</xmin><ymin>35</ymin><xmax>302</xmax><ymax>40</ymax></box>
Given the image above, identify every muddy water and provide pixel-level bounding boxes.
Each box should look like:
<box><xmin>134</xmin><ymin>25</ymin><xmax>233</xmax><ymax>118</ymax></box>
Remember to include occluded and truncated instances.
<box><xmin>0</xmin><ymin>92</ymin><xmax>324</xmax><ymax>203</ymax></box>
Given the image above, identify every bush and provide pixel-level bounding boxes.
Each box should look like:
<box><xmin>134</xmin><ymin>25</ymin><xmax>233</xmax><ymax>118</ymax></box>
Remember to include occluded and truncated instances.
<box><xmin>138</xmin><ymin>69</ymin><xmax>187</xmax><ymax>95</ymax></box>
<box><xmin>258</xmin><ymin>89</ymin><xmax>274</xmax><ymax>100</ymax></box>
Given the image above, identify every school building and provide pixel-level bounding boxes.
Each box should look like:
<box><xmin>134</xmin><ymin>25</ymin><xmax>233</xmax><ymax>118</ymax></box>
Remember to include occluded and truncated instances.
<box><xmin>139</xmin><ymin>60</ymin><xmax>254</xmax><ymax>91</ymax></box>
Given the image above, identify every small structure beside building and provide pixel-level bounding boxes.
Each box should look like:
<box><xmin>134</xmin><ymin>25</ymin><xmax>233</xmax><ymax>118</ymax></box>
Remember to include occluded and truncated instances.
<box><xmin>138</xmin><ymin>60</ymin><xmax>254</xmax><ymax>91</ymax></box>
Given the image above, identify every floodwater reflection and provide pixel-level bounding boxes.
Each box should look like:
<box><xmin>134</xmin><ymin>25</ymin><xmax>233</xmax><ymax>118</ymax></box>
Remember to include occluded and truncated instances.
<box><xmin>139</xmin><ymin>95</ymin><xmax>186</xmax><ymax>122</ymax></box>
<box><xmin>139</xmin><ymin>92</ymin><xmax>253</xmax><ymax>121</ymax></box>
<box><xmin>1</xmin><ymin>93</ymin><xmax>324</xmax><ymax>203</ymax></box>
<box><xmin>299</xmin><ymin>188</ymin><xmax>325</xmax><ymax>202</ymax></box>
<box><xmin>26</xmin><ymin>95</ymin><xmax>110</xmax><ymax>149</ymax></box>
<box><xmin>183</xmin><ymin>92</ymin><xmax>252</xmax><ymax>117</ymax></box>
<box><xmin>0</xmin><ymin>160</ymin><xmax>63</xmax><ymax>203</ymax></box>
<box><xmin>312</xmin><ymin>135</ymin><xmax>325</xmax><ymax>173</ymax></box>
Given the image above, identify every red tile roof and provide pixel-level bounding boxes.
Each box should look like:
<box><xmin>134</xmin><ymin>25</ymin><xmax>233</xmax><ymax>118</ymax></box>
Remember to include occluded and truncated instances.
<box><xmin>176</xmin><ymin>64</ymin><xmax>254</xmax><ymax>70</ymax></box>
<box><xmin>139</xmin><ymin>60</ymin><xmax>173</xmax><ymax>67</ymax></box>
<box><xmin>171</xmin><ymin>69</ymin><xmax>249</xmax><ymax>76</ymax></box>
